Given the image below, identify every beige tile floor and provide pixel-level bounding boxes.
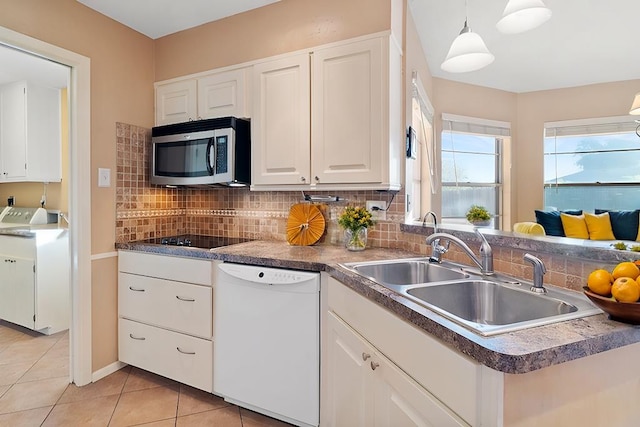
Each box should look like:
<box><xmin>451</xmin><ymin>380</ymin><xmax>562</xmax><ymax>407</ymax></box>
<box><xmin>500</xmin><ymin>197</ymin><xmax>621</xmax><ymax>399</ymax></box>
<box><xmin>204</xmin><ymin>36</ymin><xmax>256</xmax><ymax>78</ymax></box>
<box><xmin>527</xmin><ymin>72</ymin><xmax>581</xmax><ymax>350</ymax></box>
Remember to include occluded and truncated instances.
<box><xmin>0</xmin><ymin>321</ymin><xmax>292</xmax><ymax>426</ymax></box>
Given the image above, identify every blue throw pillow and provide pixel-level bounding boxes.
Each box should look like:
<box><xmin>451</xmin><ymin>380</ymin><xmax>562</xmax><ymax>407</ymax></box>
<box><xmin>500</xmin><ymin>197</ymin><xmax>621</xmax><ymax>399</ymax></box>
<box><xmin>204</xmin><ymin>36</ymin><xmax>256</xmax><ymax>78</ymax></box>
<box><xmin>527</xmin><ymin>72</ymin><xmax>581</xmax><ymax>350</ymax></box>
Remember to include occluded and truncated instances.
<box><xmin>595</xmin><ymin>209</ymin><xmax>639</xmax><ymax>241</ymax></box>
<box><xmin>535</xmin><ymin>210</ymin><xmax>582</xmax><ymax>237</ymax></box>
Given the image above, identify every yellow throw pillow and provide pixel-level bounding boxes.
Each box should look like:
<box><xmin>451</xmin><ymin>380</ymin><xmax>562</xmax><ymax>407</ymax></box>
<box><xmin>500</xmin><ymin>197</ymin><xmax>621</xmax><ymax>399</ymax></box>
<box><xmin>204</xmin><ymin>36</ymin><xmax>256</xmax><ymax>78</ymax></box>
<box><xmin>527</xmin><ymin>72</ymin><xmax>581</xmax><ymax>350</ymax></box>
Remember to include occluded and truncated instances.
<box><xmin>560</xmin><ymin>213</ymin><xmax>589</xmax><ymax>239</ymax></box>
<box><xmin>584</xmin><ymin>212</ymin><xmax>616</xmax><ymax>240</ymax></box>
<box><xmin>513</xmin><ymin>222</ymin><xmax>546</xmax><ymax>236</ymax></box>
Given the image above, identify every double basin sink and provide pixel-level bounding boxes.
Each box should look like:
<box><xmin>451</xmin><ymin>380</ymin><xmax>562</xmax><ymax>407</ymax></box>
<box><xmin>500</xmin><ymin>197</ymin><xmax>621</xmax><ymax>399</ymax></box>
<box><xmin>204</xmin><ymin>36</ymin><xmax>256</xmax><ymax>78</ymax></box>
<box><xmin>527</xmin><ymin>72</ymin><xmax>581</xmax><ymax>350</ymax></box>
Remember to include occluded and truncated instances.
<box><xmin>341</xmin><ymin>258</ymin><xmax>600</xmax><ymax>336</ymax></box>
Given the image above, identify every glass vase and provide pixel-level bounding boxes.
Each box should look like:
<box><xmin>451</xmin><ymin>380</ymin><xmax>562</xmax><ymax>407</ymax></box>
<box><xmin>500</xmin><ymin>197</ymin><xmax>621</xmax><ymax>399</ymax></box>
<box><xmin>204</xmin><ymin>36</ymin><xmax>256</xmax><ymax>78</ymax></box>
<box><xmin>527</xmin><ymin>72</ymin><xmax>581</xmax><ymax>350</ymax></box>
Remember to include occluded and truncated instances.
<box><xmin>345</xmin><ymin>227</ymin><xmax>368</xmax><ymax>251</ymax></box>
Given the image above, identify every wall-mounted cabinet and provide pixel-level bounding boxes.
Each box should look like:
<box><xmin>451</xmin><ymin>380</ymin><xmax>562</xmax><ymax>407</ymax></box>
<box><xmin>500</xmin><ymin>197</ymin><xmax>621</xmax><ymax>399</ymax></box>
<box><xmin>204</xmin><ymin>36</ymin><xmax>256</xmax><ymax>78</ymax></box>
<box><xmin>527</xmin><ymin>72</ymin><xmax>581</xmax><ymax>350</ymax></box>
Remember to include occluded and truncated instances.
<box><xmin>155</xmin><ymin>67</ymin><xmax>250</xmax><ymax>126</ymax></box>
<box><xmin>251</xmin><ymin>33</ymin><xmax>402</xmax><ymax>191</ymax></box>
<box><xmin>0</xmin><ymin>81</ymin><xmax>62</xmax><ymax>182</ymax></box>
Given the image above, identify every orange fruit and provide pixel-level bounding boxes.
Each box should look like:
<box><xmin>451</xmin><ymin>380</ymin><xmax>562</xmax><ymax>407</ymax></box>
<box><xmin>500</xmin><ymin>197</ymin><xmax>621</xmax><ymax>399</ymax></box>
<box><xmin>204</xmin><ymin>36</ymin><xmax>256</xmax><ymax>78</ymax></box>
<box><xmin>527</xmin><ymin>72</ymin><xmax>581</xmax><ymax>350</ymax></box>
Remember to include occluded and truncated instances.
<box><xmin>611</xmin><ymin>277</ymin><xmax>640</xmax><ymax>303</ymax></box>
<box><xmin>612</xmin><ymin>262</ymin><xmax>640</xmax><ymax>280</ymax></box>
<box><xmin>587</xmin><ymin>269</ymin><xmax>613</xmax><ymax>296</ymax></box>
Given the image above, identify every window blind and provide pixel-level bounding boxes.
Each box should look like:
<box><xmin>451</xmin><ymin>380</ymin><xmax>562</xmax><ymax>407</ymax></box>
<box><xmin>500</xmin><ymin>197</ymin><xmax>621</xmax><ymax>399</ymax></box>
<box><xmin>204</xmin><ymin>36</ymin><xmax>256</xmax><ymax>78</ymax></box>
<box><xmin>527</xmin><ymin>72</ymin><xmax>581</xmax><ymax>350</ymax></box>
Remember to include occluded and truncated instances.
<box><xmin>545</xmin><ymin>116</ymin><xmax>638</xmax><ymax>137</ymax></box>
<box><xmin>442</xmin><ymin>113</ymin><xmax>510</xmax><ymax>137</ymax></box>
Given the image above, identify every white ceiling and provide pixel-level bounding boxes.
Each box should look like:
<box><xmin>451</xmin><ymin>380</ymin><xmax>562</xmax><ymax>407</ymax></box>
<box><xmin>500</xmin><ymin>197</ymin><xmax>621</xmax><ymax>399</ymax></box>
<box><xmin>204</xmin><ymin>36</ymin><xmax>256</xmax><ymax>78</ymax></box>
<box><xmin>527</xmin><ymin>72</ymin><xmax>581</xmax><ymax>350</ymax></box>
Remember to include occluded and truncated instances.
<box><xmin>2</xmin><ymin>1</ymin><xmax>638</xmax><ymax>94</ymax></box>
<box><xmin>410</xmin><ymin>0</ymin><xmax>640</xmax><ymax>93</ymax></box>
<box><xmin>76</xmin><ymin>0</ymin><xmax>281</xmax><ymax>39</ymax></box>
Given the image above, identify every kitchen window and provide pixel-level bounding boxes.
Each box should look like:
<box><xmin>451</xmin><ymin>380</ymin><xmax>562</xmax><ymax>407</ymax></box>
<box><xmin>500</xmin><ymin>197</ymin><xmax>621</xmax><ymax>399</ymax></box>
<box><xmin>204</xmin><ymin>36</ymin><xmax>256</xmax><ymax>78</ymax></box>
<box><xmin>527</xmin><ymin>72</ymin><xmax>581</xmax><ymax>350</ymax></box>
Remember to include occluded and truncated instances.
<box><xmin>405</xmin><ymin>71</ymin><xmax>436</xmax><ymax>223</ymax></box>
<box><xmin>441</xmin><ymin>114</ymin><xmax>510</xmax><ymax>229</ymax></box>
<box><xmin>544</xmin><ymin>116</ymin><xmax>640</xmax><ymax>211</ymax></box>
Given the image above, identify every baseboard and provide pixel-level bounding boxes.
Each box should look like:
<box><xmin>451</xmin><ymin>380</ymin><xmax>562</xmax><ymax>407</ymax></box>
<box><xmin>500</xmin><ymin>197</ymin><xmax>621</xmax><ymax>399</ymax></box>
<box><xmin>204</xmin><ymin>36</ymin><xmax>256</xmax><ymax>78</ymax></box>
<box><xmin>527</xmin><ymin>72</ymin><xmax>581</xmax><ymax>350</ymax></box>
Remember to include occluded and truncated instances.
<box><xmin>92</xmin><ymin>361</ymin><xmax>128</xmax><ymax>382</ymax></box>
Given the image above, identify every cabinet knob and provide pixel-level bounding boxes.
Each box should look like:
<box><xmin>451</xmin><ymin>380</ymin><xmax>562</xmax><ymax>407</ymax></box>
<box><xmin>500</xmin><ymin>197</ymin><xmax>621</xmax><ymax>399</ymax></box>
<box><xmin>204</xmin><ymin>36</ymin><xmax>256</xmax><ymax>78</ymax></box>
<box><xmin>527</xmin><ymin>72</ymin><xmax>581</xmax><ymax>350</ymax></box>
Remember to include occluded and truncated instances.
<box><xmin>362</xmin><ymin>352</ymin><xmax>371</xmax><ymax>361</ymax></box>
<box><xmin>301</xmin><ymin>176</ymin><xmax>306</xmax><ymax>182</ymax></box>
<box><xmin>370</xmin><ymin>361</ymin><xmax>380</xmax><ymax>370</ymax></box>
<box><xmin>176</xmin><ymin>295</ymin><xmax>196</xmax><ymax>302</ymax></box>
<box><xmin>129</xmin><ymin>333</ymin><xmax>145</xmax><ymax>341</ymax></box>
<box><xmin>314</xmin><ymin>176</ymin><xmax>320</xmax><ymax>182</ymax></box>
<box><xmin>129</xmin><ymin>286</ymin><xmax>145</xmax><ymax>292</ymax></box>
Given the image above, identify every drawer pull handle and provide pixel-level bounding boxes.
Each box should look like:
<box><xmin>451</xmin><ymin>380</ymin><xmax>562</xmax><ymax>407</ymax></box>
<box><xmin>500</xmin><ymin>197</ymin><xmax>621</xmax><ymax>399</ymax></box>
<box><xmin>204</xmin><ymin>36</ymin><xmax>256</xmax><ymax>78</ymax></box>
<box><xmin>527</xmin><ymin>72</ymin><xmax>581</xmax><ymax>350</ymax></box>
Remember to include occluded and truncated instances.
<box><xmin>129</xmin><ymin>334</ymin><xmax>145</xmax><ymax>341</ymax></box>
<box><xmin>176</xmin><ymin>296</ymin><xmax>196</xmax><ymax>302</ymax></box>
<box><xmin>177</xmin><ymin>347</ymin><xmax>196</xmax><ymax>355</ymax></box>
<box><xmin>129</xmin><ymin>286</ymin><xmax>145</xmax><ymax>292</ymax></box>
<box><xmin>362</xmin><ymin>352</ymin><xmax>371</xmax><ymax>361</ymax></box>
<box><xmin>370</xmin><ymin>361</ymin><xmax>380</xmax><ymax>371</ymax></box>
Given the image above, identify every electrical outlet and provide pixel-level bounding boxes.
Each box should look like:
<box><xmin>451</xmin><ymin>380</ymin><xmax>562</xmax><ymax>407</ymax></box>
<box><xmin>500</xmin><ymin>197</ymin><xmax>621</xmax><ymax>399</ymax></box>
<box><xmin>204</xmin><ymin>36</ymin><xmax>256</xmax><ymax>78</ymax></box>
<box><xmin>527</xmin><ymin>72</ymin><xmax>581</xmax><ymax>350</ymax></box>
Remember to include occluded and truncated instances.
<box><xmin>366</xmin><ymin>201</ymin><xmax>387</xmax><ymax>221</ymax></box>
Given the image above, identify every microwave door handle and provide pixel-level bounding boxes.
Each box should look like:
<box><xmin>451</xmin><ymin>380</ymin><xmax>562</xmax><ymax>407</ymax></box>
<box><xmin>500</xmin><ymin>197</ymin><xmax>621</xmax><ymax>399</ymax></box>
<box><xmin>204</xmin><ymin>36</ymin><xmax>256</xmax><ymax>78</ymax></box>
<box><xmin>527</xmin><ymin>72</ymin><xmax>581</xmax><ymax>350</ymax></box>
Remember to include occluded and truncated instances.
<box><xmin>205</xmin><ymin>138</ymin><xmax>214</xmax><ymax>175</ymax></box>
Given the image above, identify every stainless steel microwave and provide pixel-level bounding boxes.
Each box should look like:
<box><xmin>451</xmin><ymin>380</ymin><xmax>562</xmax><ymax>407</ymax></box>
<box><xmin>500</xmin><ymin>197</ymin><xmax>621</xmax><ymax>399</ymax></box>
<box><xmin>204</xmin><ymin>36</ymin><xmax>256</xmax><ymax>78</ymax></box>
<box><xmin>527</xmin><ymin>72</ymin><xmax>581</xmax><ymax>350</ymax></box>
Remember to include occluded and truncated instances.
<box><xmin>151</xmin><ymin>117</ymin><xmax>250</xmax><ymax>187</ymax></box>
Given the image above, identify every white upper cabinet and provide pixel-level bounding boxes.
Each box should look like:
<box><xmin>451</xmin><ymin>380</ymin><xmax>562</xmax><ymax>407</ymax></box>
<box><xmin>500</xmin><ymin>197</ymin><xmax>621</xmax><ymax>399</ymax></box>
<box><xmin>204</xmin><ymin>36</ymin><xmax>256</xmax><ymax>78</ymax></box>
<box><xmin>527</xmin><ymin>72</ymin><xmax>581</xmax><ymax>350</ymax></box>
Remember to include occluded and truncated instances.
<box><xmin>155</xmin><ymin>80</ymin><xmax>197</xmax><ymax>126</ymax></box>
<box><xmin>251</xmin><ymin>53</ymin><xmax>311</xmax><ymax>186</ymax></box>
<box><xmin>155</xmin><ymin>67</ymin><xmax>250</xmax><ymax>126</ymax></box>
<box><xmin>251</xmin><ymin>33</ymin><xmax>402</xmax><ymax>191</ymax></box>
<box><xmin>0</xmin><ymin>81</ymin><xmax>62</xmax><ymax>182</ymax></box>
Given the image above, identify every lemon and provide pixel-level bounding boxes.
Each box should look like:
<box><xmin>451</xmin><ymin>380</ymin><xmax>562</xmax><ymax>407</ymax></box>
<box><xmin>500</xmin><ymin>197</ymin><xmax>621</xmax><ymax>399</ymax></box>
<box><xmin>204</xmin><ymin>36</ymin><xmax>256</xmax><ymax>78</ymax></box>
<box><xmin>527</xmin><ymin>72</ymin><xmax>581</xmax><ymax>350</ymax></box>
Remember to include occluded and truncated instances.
<box><xmin>611</xmin><ymin>277</ymin><xmax>640</xmax><ymax>303</ymax></box>
<box><xmin>587</xmin><ymin>269</ymin><xmax>613</xmax><ymax>296</ymax></box>
<box><xmin>612</xmin><ymin>262</ymin><xmax>640</xmax><ymax>280</ymax></box>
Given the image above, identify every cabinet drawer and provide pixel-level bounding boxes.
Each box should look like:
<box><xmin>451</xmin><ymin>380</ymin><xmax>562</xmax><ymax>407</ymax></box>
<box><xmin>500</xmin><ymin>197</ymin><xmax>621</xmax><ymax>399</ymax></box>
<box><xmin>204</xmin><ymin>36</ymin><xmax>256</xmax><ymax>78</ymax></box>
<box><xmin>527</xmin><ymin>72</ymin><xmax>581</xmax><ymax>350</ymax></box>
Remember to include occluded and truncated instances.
<box><xmin>0</xmin><ymin>236</ymin><xmax>36</xmax><ymax>259</ymax></box>
<box><xmin>119</xmin><ymin>272</ymin><xmax>212</xmax><ymax>338</ymax></box>
<box><xmin>119</xmin><ymin>318</ymin><xmax>213</xmax><ymax>393</ymax></box>
<box><xmin>118</xmin><ymin>251</ymin><xmax>211</xmax><ymax>286</ymax></box>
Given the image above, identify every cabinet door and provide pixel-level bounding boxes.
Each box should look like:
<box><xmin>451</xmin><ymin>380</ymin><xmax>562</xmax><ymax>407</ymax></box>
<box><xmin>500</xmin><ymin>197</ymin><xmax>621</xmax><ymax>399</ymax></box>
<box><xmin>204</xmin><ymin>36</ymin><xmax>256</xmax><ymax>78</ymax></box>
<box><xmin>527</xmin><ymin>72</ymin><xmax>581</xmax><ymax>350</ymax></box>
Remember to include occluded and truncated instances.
<box><xmin>325</xmin><ymin>312</ymin><xmax>374</xmax><ymax>427</ymax></box>
<box><xmin>373</xmin><ymin>350</ymin><xmax>469</xmax><ymax>427</ymax></box>
<box><xmin>155</xmin><ymin>80</ymin><xmax>197</xmax><ymax>125</ymax></box>
<box><xmin>251</xmin><ymin>53</ymin><xmax>311</xmax><ymax>186</ymax></box>
<box><xmin>0</xmin><ymin>255</ymin><xmax>35</xmax><ymax>329</ymax></box>
<box><xmin>197</xmin><ymin>68</ymin><xmax>249</xmax><ymax>119</ymax></box>
<box><xmin>0</xmin><ymin>82</ymin><xmax>27</xmax><ymax>180</ymax></box>
<box><xmin>311</xmin><ymin>37</ymin><xmax>384</xmax><ymax>184</ymax></box>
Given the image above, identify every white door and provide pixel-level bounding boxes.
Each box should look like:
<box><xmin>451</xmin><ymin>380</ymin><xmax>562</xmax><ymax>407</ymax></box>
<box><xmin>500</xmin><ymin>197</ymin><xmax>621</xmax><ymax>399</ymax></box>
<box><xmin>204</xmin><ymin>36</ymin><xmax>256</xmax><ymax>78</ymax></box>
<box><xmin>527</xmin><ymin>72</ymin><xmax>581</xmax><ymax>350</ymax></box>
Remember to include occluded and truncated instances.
<box><xmin>373</xmin><ymin>349</ymin><xmax>469</xmax><ymax>427</ymax></box>
<box><xmin>311</xmin><ymin>37</ymin><xmax>384</xmax><ymax>184</ymax></box>
<box><xmin>197</xmin><ymin>68</ymin><xmax>249</xmax><ymax>119</ymax></box>
<box><xmin>155</xmin><ymin>80</ymin><xmax>197</xmax><ymax>125</ymax></box>
<box><xmin>325</xmin><ymin>312</ymin><xmax>374</xmax><ymax>427</ymax></box>
<box><xmin>0</xmin><ymin>82</ymin><xmax>27</xmax><ymax>180</ymax></box>
<box><xmin>251</xmin><ymin>53</ymin><xmax>311</xmax><ymax>186</ymax></box>
<box><xmin>0</xmin><ymin>255</ymin><xmax>35</xmax><ymax>329</ymax></box>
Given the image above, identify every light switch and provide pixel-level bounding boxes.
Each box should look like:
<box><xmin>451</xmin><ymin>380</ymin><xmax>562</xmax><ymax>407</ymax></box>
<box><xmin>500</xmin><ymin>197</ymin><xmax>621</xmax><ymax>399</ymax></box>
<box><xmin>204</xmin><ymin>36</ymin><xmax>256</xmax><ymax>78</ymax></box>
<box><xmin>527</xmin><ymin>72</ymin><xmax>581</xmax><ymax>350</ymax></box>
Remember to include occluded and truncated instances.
<box><xmin>98</xmin><ymin>168</ymin><xmax>111</xmax><ymax>187</ymax></box>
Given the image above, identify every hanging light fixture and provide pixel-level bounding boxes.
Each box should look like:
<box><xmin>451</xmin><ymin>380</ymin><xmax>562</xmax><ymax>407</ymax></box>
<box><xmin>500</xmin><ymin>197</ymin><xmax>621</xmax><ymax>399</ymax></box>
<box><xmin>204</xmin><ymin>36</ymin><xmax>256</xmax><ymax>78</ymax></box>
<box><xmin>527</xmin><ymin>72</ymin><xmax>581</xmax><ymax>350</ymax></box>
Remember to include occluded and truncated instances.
<box><xmin>629</xmin><ymin>93</ymin><xmax>640</xmax><ymax>115</ymax></box>
<box><xmin>441</xmin><ymin>2</ymin><xmax>494</xmax><ymax>73</ymax></box>
<box><xmin>630</xmin><ymin>93</ymin><xmax>640</xmax><ymax>137</ymax></box>
<box><xmin>496</xmin><ymin>0</ymin><xmax>552</xmax><ymax>34</ymax></box>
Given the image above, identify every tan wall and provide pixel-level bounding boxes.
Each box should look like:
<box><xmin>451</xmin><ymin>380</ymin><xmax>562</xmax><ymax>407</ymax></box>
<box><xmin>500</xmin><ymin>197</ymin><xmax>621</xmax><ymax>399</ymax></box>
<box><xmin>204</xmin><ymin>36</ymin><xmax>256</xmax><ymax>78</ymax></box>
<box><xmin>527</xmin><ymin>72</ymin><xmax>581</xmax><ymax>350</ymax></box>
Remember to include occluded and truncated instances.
<box><xmin>0</xmin><ymin>0</ymin><xmax>155</xmax><ymax>372</ymax></box>
<box><xmin>515</xmin><ymin>79</ymin><xmax>640</xmax><ymax>222</ymax></box>
<box><xmin>431</xmin><ymin>77</ymin><xmax>640</xmax><ymax>227</ymax></box>
<box><xmin>155</xmin><ymin>0</ymin><xmax>390</xmax><ymax>81</ymax></box>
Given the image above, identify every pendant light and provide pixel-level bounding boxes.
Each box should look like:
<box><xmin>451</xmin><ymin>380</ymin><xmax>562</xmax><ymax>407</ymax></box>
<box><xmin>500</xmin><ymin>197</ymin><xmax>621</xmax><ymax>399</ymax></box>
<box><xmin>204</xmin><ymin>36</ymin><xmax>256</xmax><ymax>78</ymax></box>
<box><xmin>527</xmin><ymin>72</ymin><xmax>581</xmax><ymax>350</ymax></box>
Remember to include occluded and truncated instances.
<box><xmin>441</xmin><ymin>2</ymin><xmax>494</xmax><ymax>73</ymax></box>
<box><xmin>629</xmin><ymin>93</ymin><xmax>640</xmax><ymax>115</ymax></box>
<box><xmin>496</xmin><ymin>0</ymin><xmax>552</xmax><ymax>34</ymax></box>
<box><xmin>630</xmin><ymin>93</ymin><xmax>640</xmax><ymax>138</ymax></box>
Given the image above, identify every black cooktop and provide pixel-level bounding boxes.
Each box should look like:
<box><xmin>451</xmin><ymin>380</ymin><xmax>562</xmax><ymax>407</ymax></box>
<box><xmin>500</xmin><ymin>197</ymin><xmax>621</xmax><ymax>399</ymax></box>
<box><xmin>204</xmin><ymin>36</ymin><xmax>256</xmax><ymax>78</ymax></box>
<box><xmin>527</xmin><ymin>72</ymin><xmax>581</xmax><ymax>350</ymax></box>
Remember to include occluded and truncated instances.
<box><xmin>141</xmin><ymin>234</ymin><xmax>252</xmax><ymax>249</ymax></box>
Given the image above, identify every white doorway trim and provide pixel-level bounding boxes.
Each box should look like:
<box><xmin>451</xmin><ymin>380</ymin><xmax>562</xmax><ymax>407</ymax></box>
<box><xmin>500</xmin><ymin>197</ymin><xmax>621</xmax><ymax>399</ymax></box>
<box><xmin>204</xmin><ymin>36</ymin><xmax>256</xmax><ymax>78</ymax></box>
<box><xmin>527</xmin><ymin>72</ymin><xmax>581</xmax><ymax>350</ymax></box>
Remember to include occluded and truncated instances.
<box><xmin>0</xmin><ymin>26</ymin><xmax>92</xmax><ymax>386</ymax></box>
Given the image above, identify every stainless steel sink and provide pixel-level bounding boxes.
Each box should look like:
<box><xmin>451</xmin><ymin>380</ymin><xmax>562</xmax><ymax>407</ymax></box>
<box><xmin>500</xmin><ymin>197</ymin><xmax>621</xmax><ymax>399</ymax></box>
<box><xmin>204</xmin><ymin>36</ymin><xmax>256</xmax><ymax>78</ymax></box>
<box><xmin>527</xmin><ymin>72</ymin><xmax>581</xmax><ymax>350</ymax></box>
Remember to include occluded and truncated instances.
<box><xmin>341</xmin><ymin>258</ymin><xmax>601</xmax><ymax>336</ymax></box>
<box><xmin>348</xmin><ymin>258</ymin><xmax>468</xmax><ymax>286</ymax></box>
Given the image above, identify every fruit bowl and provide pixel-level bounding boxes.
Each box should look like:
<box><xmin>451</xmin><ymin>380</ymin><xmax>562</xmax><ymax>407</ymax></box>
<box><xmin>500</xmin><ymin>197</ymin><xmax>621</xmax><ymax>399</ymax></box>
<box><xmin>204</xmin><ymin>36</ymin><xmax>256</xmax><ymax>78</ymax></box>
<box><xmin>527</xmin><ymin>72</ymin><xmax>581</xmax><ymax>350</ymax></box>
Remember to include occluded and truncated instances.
<box><xmin>583</xmin><ymin>287</ymin><xmax>640</xmax><ymax>324</ymax></box>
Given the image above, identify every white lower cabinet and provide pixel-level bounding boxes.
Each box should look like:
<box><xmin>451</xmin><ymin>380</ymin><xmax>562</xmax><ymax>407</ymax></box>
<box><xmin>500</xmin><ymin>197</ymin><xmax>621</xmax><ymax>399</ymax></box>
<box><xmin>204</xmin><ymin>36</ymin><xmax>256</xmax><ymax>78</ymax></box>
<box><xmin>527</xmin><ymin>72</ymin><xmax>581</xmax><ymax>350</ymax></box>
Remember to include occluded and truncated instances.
<box><xmin>119</xmin><ymin>318</ymin><xmax>213</xmax><ymax>392</ymax></box>
<box><xmin>118</xmin><ymin>251</ymin><xmax>213</xmax><ymax>392</ymax></box>
<box><xmin>326</xmin><ymin>311</ymin><xmax>467</xmax><ymax>427</ymax></box>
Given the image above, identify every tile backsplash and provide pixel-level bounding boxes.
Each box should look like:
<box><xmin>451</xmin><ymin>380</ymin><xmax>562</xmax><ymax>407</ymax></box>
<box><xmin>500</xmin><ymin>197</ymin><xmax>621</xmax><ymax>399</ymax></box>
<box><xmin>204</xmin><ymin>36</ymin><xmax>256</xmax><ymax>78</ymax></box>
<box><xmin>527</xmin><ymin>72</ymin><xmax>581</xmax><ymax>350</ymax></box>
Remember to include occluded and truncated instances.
<box><xmin>115</xmin><ymin>122</ymin><xmax>406</xmax><ymax>247</ymax></box>
<box><xmin>114</xmin><ymin>122</ymin><xmax>603</xmax><ymax>291</ymax></box>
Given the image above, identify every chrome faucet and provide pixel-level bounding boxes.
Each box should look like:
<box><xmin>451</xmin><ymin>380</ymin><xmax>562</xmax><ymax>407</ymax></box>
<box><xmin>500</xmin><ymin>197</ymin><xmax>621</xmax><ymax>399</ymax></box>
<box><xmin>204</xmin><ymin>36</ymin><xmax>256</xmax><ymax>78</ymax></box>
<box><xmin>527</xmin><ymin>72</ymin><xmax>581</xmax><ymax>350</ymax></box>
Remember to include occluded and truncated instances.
<box><xmin>425</xmin><ymin>229</ymin><xmax>494</xmax><ymax>275</ymax></box>
<box><xmin>421</xmin><ymin>211</ymin><xmax>438</xmax><ymax>232</ymax></box>
<box><xmin>523</xmin><ymin>253</ymin><xmax>547</xmax><ymax>293</ymax></box>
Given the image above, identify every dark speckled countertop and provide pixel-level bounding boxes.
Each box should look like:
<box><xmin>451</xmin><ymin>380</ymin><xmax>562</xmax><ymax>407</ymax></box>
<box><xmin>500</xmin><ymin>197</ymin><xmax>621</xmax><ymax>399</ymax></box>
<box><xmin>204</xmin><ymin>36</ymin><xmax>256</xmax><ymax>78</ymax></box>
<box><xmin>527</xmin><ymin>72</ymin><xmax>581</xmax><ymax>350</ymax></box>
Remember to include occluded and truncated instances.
<box><xmin>116</xmin><ymin>239</ymin><xmax>640</xmax><ymax>374</ymax></box>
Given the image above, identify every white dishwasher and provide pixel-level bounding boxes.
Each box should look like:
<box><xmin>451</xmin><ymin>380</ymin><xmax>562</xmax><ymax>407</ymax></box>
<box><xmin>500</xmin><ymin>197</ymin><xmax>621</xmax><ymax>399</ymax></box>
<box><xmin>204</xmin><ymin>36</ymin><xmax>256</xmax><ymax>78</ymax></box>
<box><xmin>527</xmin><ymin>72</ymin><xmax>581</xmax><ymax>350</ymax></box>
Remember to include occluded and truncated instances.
<box><xmin>214</xmin><ymin>262</ymin><xmax>320</xmax><ymax>427</ymax></box>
